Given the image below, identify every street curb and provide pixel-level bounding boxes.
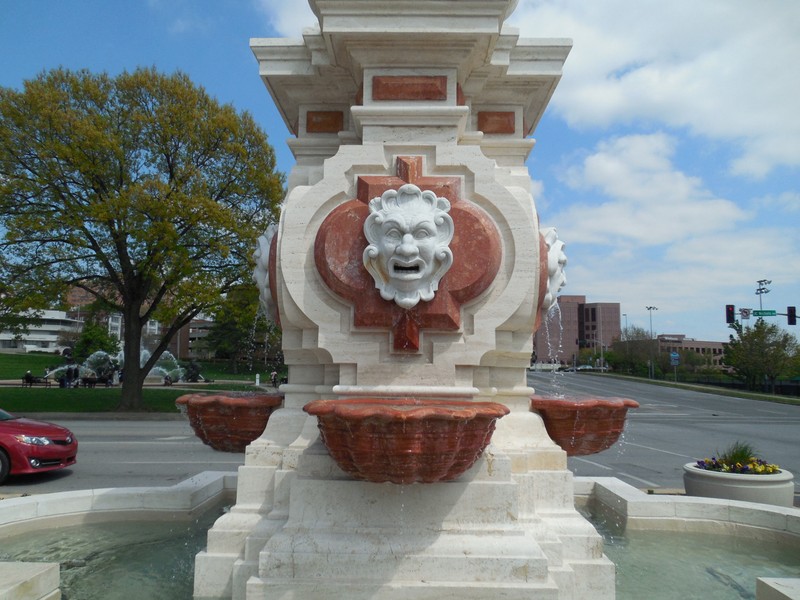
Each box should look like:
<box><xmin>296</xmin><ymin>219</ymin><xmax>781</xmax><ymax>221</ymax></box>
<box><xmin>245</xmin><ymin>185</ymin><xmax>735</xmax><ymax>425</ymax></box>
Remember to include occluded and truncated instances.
<box><xmin>14</xmin><ymin>412</ymin><xmax>185</xmax><ymax>421</ymax></box>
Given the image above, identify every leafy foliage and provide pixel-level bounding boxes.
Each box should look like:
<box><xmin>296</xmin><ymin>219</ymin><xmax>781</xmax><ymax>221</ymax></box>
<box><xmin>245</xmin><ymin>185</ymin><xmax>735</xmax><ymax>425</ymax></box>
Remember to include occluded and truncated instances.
<box><xmin>72</xmin><ymin>320</ymin><xmax>119</xmax><ymax>364</ymax></box>
<box><xmin>723</xmin><ymin>319</ymin><xmax>798</xmax><ymax>392</ymax></box>
<box><xmin>607</xmin><ymin>324</ymin><xmax>657</xmax><ymax>376</ymax></box>
<box><xmin>0</xmin><ymin>68</ymin><xmax>284</xmax><ymax>408</ymax></box>
<box><xmin>204</xmin><ymin>283</ymin><xmax>282</xmax><ymax>373</ymax></box>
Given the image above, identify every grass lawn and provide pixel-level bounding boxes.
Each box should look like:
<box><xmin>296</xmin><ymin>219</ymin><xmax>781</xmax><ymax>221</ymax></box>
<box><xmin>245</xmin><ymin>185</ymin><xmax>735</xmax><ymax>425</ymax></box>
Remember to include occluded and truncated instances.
<box><xmin>0</xmin><ymin>386</ymin><xmax>189</xmax><ymax>413</ymax></box>
<box><xmin>0</xmin><ymin>351</ymin><xmax>281</xmax><ymax>383</ymax></box>
<box><xmin>0</xmin><ymin>353</ymin><xmax>61</xmax><ymax>380</ymax></box>
<box><xmin>0</xmin><ymin>352</ymin><xmax>274</xmax><ymax>413</ymax></box>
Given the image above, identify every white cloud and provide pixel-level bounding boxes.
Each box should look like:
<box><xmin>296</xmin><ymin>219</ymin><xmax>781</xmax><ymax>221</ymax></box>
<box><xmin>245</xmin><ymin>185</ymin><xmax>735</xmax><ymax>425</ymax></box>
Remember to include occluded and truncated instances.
<box><xmin>551</xmin><ymin>133</ymin><xmax>748</xmax><ymax>246</ymax></box>
<box><xmin>755</xmin><ymin>191</ymin><xmax>800</xmax><ymax>214</ymax></box>
<box><xmin>508</xmin><ymin>0</ymin><xmax>800</xmax><ymax>178</ymax></box>
<box><xmin>252</xmin><ymin>0</ymin><xmax>316</xmax><ymax>37</ymax></box>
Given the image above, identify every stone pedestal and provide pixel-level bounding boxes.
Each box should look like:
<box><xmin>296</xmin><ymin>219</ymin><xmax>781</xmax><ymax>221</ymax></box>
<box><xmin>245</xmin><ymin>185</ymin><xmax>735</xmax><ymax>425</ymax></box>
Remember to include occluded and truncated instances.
<box><xmin>194</xmin><ymin>1</ymin><xmax>615</xmax><ymax>598</ymax></box>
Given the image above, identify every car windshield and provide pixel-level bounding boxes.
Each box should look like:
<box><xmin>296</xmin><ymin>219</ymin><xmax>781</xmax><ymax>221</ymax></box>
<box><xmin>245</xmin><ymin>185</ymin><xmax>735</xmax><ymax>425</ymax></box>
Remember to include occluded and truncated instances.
<box><xmin>0</xmin><ymin>408</ymin><xmax>18</xmax><ymax>421</ymax></box>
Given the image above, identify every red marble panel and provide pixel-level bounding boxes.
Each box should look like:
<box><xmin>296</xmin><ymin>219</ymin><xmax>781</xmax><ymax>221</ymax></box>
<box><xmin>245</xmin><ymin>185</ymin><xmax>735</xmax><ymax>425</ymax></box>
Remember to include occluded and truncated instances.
<box><xmin>306</xmin><ymin>110</ymin><xmax>344</xmax><ymax>133</ymax></box>
<box><xmin>478</xmin><ymin>111</ymin><xmax>515</xmax><ymax>134</ymax></box>
<box><xmin>372</xmin><ymin>76</ymin><xmax>448</xmax><ymax>101</ymax></box>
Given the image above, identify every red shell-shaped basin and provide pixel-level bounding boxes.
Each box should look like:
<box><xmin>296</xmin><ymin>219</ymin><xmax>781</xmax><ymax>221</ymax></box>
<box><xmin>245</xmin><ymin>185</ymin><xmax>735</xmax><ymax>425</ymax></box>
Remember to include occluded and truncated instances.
<box><xmin>530</xmin><ymin>396</ymin><xmax>639</xmax><ymax>456</ymax></box>
<box><xmin>303</xmin><ymin>398</ymin><xmax>510</xmax><ymax>484</ymax></box>
<box><xmin>176</xmin><ymin>393</ymin><xmax>283</xmax><ymax>452</ymax></box>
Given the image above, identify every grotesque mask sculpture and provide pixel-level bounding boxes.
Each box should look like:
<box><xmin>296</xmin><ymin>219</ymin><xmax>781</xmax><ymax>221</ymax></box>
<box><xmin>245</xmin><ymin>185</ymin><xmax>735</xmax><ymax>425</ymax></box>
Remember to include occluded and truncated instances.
<box><xmin>540</xmin><ymin>226</ymin><xmax>567</xmax><ymax>312</ymax></box>
<box><xmin>363</xmin><ymin>183</ymin><xmax>454</xmax><ymax>309</ymax></box>
<box><xmin>253</xmin><ymin>223</ymin><xmax>278</xmax><ymax>321</ymax></box>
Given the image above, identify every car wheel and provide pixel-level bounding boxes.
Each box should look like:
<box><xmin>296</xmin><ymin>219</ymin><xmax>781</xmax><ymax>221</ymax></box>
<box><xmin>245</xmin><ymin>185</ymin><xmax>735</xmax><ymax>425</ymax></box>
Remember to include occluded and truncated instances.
<box><xmin>0</xmin><ymin>450</ymin><xmax>9</xmax><ymax>485</ymax></box>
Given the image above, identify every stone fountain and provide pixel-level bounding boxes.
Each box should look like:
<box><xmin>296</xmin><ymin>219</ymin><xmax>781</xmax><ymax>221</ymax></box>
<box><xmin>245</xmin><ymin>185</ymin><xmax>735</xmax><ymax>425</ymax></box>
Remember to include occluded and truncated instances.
<box><xmin>194</xmin><ymin>1</ymin><xmax>615</xmax><ymax>598</ymax></box>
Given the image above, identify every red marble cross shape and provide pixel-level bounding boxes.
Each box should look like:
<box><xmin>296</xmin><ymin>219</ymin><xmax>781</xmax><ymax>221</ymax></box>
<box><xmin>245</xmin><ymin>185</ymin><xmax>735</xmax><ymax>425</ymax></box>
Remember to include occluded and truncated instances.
<box><xmin>315</xmin><ymin>156</ymin><xmax>501</xmax><ymax>352</ymax></box>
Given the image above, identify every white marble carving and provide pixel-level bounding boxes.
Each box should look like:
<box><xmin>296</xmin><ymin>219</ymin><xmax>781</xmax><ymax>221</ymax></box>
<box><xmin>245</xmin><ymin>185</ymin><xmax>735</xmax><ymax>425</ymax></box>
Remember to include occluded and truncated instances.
<box><xmin>363</xmin><ymin>183</ymin><xmax>454</xmax><ymax>309</ymax></box>
<box><xmin>541</xmin><ymin>226</ymin><xmax>567</xmax><ymax>312</ymax></box>
<box><xmin>253</xmin><ymin>222</ymin><xmax>278</xmax><ymax>321</ymax></box>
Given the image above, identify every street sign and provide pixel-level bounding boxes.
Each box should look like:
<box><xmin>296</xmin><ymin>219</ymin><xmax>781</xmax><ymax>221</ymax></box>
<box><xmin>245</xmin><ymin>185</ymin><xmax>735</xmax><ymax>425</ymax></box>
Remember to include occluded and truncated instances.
<box><xmin>739</xmin><ymin>308</ymin><xmax>751</xmax><ymax>319</ymax></box>
<box><xmin>670</xmin><ymin>351</ymin><xmax>680</xmax><ymax>366</ymax></box>
<box><xmin>752</xmin><ymin>310</ymin><xmax>777</xmax><ymax>316</ymax></box>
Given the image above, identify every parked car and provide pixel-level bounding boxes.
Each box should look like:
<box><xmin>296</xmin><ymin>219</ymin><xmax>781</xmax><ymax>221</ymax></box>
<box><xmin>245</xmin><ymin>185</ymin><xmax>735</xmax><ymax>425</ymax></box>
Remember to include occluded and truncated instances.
<box><xmin>0</xmin><ymin>408</ymin><xmax>78</xmax><ymax>484</ymax></box>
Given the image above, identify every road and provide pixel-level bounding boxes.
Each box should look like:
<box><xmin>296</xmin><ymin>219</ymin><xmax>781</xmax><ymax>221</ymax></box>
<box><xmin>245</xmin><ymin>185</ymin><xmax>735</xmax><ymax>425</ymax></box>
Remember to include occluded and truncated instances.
<box><xmin>0</xmin><ymin>415</ymin><xmax>245</xmax><ymax>496</ymax></box>
<box><xmin>2</xmin><ymin>375</ymin><xmax>798</xmax><ymax>496</ymax></box>
<box><xmin>528</xmin><ymin>371</ymin><xmax>800</xmax><ymax>492</ymax></box>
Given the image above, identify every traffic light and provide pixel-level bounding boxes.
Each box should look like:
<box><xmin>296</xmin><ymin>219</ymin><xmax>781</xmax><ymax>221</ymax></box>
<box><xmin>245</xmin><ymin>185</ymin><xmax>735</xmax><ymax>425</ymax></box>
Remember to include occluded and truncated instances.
<box><xmin>789</xmin><ymin>306</ymin><xmax>797</xmax><ymax>326</ymax></box>
<box><xmin>725</xmin><ymin>304</ymin><xmax>735</xmax><ymax>324</ymax></box>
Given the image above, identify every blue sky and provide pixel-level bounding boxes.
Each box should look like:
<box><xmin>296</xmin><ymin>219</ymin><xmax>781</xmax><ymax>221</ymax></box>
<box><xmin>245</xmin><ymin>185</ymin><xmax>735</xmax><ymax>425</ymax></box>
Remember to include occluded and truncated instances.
<box><xmin>2</xmin><ymin>0</ymin><xmax>798</xmax><ymax>343</ymax></box>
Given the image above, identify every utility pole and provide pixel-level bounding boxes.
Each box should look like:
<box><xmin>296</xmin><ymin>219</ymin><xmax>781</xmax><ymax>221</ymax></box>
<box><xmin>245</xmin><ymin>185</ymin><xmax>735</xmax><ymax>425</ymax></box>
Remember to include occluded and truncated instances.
<box><xmin>646</xmin><ymin>306</ymin><xmax>658</xmax><ymax>379</ymax></box>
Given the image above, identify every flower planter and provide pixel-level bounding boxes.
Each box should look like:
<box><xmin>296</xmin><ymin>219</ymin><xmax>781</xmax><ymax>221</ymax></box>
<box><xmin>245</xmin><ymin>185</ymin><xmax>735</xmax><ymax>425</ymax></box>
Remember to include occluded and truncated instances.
<box><xmin>530</xmin><ymin>396</ymin><xmax>639</xmax><ymax>456</ymax></box>
<box><xmin>176</xmin><ymin>393</ymin><xmax>283</xmax><ymax>452</ymax></box>
<box><xmin>682</xmin><ymin>463</ymin><xmax>795</xmax><ymax>507</ymax></box>
<box><xmin>303</xmin><ymin>397</ymin><xmax>510</xmax><ymax>484</ymax></box>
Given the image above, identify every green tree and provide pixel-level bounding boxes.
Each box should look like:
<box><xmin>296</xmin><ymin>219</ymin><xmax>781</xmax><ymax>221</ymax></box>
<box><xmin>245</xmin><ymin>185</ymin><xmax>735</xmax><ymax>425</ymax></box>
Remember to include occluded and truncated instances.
<box><xmin>723</xmin><ymin>319</ymin><xmax>798</xmax><ymax>392</ymax></box>
<box><xmin>0</xmin><ymin>68</ymin><xmax>283</xmax><ymax>409</ymax></box>
<box><xmin>72</xmin><ymin>320</ymin><xmax>119</xmax><ymax>364</ymax></box>
<box><xmin>607</xmin><ymin>325</ymin><xmax>653</xmax><ymax>377</ymax></box>
<box><xmin>204</xmin><ymin>284</ymin><xmax>281</xmax><ymax>374</ymax></box>
<box><xmin>0</xmin><ymin>255</ymin><xmax>44</xmax><ymax>341</ymax></box>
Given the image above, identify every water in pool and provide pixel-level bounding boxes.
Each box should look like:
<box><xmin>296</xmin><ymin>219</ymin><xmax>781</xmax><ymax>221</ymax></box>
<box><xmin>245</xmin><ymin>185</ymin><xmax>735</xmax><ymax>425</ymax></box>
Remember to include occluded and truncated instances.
<box><xmin>600</xmin><ymin>524</ymin><xmax>800</xmax><ymax>599</ymax></box>
<box><xmin>2</xmin><ymin>502</ymin><xmax>798</xmax><ymax>599</ymax></box>
<box><xmin>0</xmin><ymin>506</ymin><xmax>224</xmax><ymax>600</ymax></box>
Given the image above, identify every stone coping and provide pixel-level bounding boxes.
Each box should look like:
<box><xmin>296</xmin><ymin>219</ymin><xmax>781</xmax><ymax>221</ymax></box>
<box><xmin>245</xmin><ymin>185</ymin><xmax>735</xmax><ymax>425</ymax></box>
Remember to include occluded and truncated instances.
<box><xmin>0</xmin><ymin>471</ymin><xmax>237</xmax><ymax>536</ymax></box>
<box><xmin>574</xmin><ymin>476</ymin><xmax>800</xmax><ymax>538</ymax></box>
<box><xmin>0</xmin><ymin>562</ymin><xmax>59</xmax><ymax>600</ymax></box>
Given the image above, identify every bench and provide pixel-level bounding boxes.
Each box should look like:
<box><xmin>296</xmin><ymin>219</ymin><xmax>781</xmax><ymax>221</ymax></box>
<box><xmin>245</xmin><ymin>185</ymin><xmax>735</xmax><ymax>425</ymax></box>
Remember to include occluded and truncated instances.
<box><xmin>81</xmin><ymin>376</ymin><xmax>112</xmax><ymax>388</ymax></box>
<box><xmin>22</xmin><ymin>377</ymin><xmax>52</xmax><ymax>388</ymax></box>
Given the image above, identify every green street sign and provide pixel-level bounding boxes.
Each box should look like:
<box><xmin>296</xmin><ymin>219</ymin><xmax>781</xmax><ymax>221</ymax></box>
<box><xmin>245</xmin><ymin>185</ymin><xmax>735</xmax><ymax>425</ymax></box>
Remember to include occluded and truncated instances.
<box><xmin>752</xmin><ymin>310</ymin><xmax>777</xmax><ymax>316</ymax></box>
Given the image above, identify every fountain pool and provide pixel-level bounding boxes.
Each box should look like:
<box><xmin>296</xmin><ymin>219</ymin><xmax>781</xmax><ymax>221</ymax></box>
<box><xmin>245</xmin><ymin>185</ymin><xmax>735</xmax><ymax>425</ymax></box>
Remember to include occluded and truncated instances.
<box><xmin>598</xmin><ymin>526</ymin><xmax>800</xmax><ymax>599</ymax></box>
<box><xmin>1</xmin><ymin>474</ymin><xmax>796</xmax><ymax>599</ymax></box>
<box><xmin>0</xmin><ymin>507</ymin><xmax>224</xmax><ymax>600</ymax></box>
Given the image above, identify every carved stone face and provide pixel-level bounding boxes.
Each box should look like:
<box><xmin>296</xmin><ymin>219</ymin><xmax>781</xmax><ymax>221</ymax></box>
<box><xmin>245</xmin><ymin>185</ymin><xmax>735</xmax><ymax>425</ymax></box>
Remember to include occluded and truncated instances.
<box><xmin>252</xmin><ymin>223</ymin><xmax>278</xmax><ymax>321</ymax></box>
<box><xmin>540</xmin><ymin>226</ymin><xmax>567</xmax><ymax>312</ymax></box>
<box><xmin>363</xmin><ymin>184</ymin><xmax>454</xmax><ymax>309</ymax></box>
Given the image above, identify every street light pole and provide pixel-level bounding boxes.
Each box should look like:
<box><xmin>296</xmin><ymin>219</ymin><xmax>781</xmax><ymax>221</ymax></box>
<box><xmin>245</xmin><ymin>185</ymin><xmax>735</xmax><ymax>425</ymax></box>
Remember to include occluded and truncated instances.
<box><xmin>599</xmin><ymin>304</ymin><xmax>604</xmax><ymax>370</ymax></box>
<box><xmin>622</xmin><ymin>313</ymin><xmax>628</xmax><ymax>363</ymax></box>
<box><xmin>756</xmin><ymin>279</ymin><xmax>771</xmax><ymax>311</ymax></box>
<box><xmin>646</xmin><ymin>306</ymin><xmax>658</xmax><ymax>379</ymax></box>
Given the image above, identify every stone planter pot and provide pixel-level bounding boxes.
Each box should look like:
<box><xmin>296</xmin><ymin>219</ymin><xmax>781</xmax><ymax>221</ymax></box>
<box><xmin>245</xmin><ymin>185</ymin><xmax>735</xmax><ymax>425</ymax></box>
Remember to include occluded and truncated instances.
<box><xmin>176</xmin><ymin>393</ymin><xmax>283</xmax><ymax>453</ymax></box>
<box><xmin>682</xmin><ymin>463</ymin><xmax>795</xmax><ymax>507</ymax></box>
<box><xmin>530</xmin><ymin>396</ymin><xmax>639</xmax><ymax>456</ymax></box>
<box><xmin>303</xmin><ymin>397</ymin><xmax>510</xmax><ymax>484</ymax></box>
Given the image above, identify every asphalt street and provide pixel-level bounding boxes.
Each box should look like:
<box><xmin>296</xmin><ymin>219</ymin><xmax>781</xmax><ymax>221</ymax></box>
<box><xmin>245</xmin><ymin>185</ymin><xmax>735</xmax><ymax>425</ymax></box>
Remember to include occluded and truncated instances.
<box><xmin>1</xmin><ymin>374</ymin><xmax>798</xmax><ymax>498</ymax></box>
<box><xmin>528</xmin><ymin>371</ymin><xmax>800</xmax><ymax>493</ymax></box>
<box><xmin>0</xmin><ymin>415</ymin><xmax>245</xmax><ymax>496</ymax></box>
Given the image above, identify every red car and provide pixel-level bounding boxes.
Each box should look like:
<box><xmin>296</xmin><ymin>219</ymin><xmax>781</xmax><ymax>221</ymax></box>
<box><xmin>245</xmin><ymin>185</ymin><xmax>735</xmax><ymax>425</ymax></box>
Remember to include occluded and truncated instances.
<box><xmin>0</xmin><ymin>408</ymin><xmax>78</xmax><ymax>484</ymax></box>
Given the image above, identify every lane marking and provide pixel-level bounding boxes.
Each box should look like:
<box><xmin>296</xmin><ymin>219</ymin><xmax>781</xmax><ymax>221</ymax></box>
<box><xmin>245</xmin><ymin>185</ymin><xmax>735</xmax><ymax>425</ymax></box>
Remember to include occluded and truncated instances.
<box><xmin>572</xmin><ymin>457</ymin><xmax>613</xmax><ymax>470</ymax></box>
<box><xmin>113</xmin><ymin>461</ymin><xmax>243</xmax><ymax>465</ymax></box>
<box><xmin>78</xmin><ymin>435</ymin><xmax>203</xmax><ymax>446</ymax></box>
<box><xmin>618</xmin><ymin>472</ymin><xmax>659</xmax><ymax>487</ymax></box>
<box><xmin>623</xmin><ymin>441</ymin><xmax>693</xmax><ymax>459</ymax></box>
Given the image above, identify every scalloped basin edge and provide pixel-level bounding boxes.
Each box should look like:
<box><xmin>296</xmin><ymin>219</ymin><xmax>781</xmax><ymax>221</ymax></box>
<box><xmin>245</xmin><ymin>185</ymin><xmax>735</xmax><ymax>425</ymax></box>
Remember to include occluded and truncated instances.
<box><xmin>304</xmin><ymin>397</ymin><xmax>510</xmax><ymax>484</ymax></box>
<box><xmin>530</xmin><ymin>396</ymin><xmax>639</xmax><ymax>457</ymax></box>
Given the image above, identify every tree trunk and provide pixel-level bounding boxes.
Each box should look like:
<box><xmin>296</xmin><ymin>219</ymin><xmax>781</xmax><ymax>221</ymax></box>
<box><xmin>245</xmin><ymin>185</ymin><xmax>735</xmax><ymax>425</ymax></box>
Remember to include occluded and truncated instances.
<box><xmin>118</xmin><ymin>308</ymin><xmax>145</xmax><ymax>411</ymax></box>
